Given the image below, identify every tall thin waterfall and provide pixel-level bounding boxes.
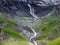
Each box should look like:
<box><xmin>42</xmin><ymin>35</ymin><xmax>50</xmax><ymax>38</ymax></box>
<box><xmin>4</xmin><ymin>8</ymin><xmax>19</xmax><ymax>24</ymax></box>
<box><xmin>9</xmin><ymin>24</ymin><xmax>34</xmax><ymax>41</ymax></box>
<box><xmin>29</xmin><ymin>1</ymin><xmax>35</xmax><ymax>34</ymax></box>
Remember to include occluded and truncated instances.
<box><xmin>27</xmin><ymin>4</ymin><xmax>38</xmax><ymax>45</ymax></box>
<box><xmin>28</xmin><ymin>4</ymin><xmax>38</xmax><ymax>19</ymax></box>
<box><xmin>29</xmin><ymin>26</ymin><xmax>37</xmax><ymax>45</ymax></box>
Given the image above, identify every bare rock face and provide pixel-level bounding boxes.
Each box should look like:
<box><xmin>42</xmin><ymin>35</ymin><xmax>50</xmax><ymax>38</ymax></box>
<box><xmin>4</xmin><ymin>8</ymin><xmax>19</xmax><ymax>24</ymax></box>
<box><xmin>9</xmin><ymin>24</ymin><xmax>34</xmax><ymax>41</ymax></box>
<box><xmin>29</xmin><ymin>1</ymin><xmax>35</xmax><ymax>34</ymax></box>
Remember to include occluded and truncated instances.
<box><xmin>19</xmin><ymin>0</ymin><xmax>60</xmax><ymax>6</ymax></box>
<box><xmin>0</xmin><ymin>0</ymin><xmax>60</xmax><ymax>18</ymax></box>
<box><xmin>31</xmin><ymin>0</ymin><xmax>60</xmax><ymax>6</ymax></box>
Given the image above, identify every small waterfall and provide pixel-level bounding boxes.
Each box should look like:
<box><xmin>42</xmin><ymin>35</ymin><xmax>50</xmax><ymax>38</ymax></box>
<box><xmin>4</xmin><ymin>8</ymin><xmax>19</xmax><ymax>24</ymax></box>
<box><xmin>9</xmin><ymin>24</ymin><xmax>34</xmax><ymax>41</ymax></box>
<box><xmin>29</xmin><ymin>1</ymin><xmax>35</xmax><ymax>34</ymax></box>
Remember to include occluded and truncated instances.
<box><xmin>28</xmin><ymin>4</ymin><xmax>38</xmax><ymax>45</ymax></box>
<box><xmin>33</xmin><ymin>41</ymin><xmax>37</xmax><ymax>45</ymax></box>
<box><xmin>28</xmin><ymin>4</ymin><xmax>38</xmax><ymax>19</ymax></box>
<box><xmin>28</xmin><ymin>26</ymin><xmax>37</xmax><ymax>41</ymax></box>
<box><xmin>30</xmin><ymin>27</ymin><xmax>37</xmax><ymax>41</ymax></box>
<box><xmin>28</xmin><ymin>26</ymin><xmax>37</xmax><ymax>45</ymax></box>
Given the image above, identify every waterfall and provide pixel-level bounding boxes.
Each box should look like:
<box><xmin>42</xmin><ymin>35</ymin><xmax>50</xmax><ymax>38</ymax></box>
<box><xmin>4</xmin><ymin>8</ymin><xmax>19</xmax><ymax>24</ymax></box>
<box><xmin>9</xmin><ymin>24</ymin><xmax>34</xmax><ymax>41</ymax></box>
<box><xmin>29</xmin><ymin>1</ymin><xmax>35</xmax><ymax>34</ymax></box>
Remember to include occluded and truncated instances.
<box><xmin>27</xmin><ymin>4</ymin><xmax>38</xmax><ymax>19</ymax></box>
<box><xmin>27</xmin><ymin>4</ymin><xmax>38</xmax><ymax>45</ymax></box>
<box><xmin>29</xmin><ymin>27</ymin><xmax>37</xmax><ymax>41</ymax></box>
<box><xmin>28</xmin><ymin>26</ymin><xmax>37</xmax><ymax>45</ymax></box>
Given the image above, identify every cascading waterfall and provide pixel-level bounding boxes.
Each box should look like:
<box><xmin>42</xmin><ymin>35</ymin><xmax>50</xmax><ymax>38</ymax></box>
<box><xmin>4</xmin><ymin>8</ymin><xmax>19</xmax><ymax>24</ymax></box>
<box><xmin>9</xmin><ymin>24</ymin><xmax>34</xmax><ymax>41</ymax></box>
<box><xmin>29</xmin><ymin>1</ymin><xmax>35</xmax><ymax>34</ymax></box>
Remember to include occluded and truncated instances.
<box><xmin>28</xmin><ymin>26</ymin><xmax>37</xmax><ymax>45</ymax></box>
<box><xmin>27</xmin><ymin>4</ymin><xmax>38</xmax><ymax>19</ymax></box>
<box><xmin>27</xmin><ymin>4</ymin><xmax>56</xmax><ymax>45</ymax></box>
<box><xmin>27</xmin><ymin>4</ymin><xmax>38</xmax><ymax>45</ymax></box>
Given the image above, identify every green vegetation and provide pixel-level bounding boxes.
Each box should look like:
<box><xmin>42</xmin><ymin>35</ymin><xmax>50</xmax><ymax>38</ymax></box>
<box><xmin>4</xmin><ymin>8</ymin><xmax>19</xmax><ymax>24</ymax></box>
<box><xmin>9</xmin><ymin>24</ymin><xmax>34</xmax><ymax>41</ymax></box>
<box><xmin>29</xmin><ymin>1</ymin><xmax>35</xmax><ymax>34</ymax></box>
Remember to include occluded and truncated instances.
<box><xmin>1</xmin><ymin>40</ymin><xmax>33</xmax><ymax>45</ymax></box>
<box><xmin>0</xmin><ymin>16</ymin><xmax>27</xmax><ymax>42</ymax></box>
<box><xmin>47</xmin><ymin>37</ymin><xmax>60</xmax><ymax>45</ymax></box>
<box><xmin>0</xmin><ymin>16</ymin><xmax>34</xmax><ymax>45</ymax></box>
<box><xmin>32</xmin><ymin>14</ymin><xmax>60</xmax><ymax>45</ymax></box>
<box><xmin>33</xmin><ymin>15</ymin><xmax>60</xmax><ymax>39</ymax></box>
<box><xmin>0</xmin><ymin>14</ymin><xmax>60</xmax><ymax>45</ymax></box>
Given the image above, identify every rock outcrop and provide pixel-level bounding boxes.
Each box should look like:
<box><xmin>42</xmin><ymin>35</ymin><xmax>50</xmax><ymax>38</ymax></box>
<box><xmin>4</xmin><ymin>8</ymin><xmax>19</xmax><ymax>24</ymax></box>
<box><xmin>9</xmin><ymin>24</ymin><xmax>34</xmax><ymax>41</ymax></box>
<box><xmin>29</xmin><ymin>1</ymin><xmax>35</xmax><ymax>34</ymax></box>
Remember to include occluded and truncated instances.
<box><xmin>0</xmin><ymin>0</ymin><xmax>60</xmax><ymax>17</ymax></box>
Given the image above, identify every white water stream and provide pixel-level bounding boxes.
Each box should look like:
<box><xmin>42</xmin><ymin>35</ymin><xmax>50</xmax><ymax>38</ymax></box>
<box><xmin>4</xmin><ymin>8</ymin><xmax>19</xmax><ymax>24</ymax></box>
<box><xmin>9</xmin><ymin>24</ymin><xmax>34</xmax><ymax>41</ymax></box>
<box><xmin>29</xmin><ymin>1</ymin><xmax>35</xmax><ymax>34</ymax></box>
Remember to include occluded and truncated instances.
<box><xmin>28</xmin><ymin>4</ymin><xmax>38</xmax><ymax>19</ymax></box>
<box><xmin>27</xmin><ymin>3</ymin><xmax>56</xmax><ymax>45</ymax></box>
<box><xmin>28</xmin><ymin>4</ymin><xmax>38</xmax><ymax>45</ymax></box>
<box><xmin>28</xmin><ymin>26</ymin><xmax>37</xmax><ymax>45</ymax></box>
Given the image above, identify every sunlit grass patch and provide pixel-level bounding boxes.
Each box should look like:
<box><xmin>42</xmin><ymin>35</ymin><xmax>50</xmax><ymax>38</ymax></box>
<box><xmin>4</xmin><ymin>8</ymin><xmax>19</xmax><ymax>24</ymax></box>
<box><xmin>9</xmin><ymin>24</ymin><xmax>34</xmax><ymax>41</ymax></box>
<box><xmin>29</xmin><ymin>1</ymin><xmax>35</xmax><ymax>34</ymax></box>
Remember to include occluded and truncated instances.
<box><xmin>47</xmin><ymin>37</ymin><xmax>60</xmax><ymax>45</ymax></box>
<box><xmin>1</xmin><ymin>38</ymin><xmax>34</xmax><ymax>45</ymax></box>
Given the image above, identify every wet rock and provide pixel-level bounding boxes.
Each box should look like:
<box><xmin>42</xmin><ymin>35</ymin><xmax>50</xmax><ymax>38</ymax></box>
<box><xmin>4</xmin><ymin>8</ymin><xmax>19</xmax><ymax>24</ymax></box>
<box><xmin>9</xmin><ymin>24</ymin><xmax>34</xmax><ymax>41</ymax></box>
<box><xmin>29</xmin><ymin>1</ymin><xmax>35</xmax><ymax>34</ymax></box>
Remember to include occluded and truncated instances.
<box><xmin>20</xmin><ymin>29</ymin><xmax>33</xmax><ymax>40</ymax></box>
<box><xmin>0</xmin><ymin>0</ymin><xmax>60</xmax><ymax>18</ymax></box>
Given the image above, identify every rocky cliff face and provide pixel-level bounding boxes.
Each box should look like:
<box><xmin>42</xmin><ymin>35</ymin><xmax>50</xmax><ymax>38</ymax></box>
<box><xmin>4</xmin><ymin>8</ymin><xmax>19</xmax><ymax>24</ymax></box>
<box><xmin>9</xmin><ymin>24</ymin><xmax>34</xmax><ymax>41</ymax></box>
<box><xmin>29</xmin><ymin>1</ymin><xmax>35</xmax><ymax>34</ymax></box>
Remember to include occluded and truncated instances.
<box><xmin>0</xmin><ymin>0</ymin><xmax>60</xmax><ymax>17</ymax></box>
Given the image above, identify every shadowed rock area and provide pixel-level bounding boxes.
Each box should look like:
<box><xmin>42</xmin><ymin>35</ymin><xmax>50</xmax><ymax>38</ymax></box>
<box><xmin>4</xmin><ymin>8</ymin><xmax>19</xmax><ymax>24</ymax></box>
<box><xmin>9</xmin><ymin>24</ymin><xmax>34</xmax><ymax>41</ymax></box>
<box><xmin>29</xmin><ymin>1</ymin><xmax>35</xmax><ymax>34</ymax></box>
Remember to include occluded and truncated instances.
<box><xmin>0</xmin><ymin>0</ymin><xmax>60</xmax><ymax>17</ymax></box>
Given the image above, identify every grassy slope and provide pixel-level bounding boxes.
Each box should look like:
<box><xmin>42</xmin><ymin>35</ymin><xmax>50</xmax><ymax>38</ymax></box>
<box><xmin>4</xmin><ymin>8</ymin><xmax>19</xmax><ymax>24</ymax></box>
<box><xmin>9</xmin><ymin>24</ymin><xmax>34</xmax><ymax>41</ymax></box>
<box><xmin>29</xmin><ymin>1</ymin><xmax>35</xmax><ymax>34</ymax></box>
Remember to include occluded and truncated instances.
<box><xmin>47</xmin><ymin>37</ymin><xmax>60</xmax><ymax>45</ymax></box>
<box><xmin>1</xmin><ymin>38</ymin><xmax>34</xmax><ymax>45</ymax></box>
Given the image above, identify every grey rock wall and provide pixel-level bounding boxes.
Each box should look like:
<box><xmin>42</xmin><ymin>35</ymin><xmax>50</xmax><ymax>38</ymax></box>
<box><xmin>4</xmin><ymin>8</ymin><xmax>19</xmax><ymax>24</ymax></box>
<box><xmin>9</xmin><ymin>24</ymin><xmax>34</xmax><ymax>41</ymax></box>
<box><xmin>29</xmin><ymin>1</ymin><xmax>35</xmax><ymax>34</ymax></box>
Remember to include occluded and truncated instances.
<box><xmin>0</xmin><ymin>0</ymin><xmax>60</xmax><ymax>18</ymax></box>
